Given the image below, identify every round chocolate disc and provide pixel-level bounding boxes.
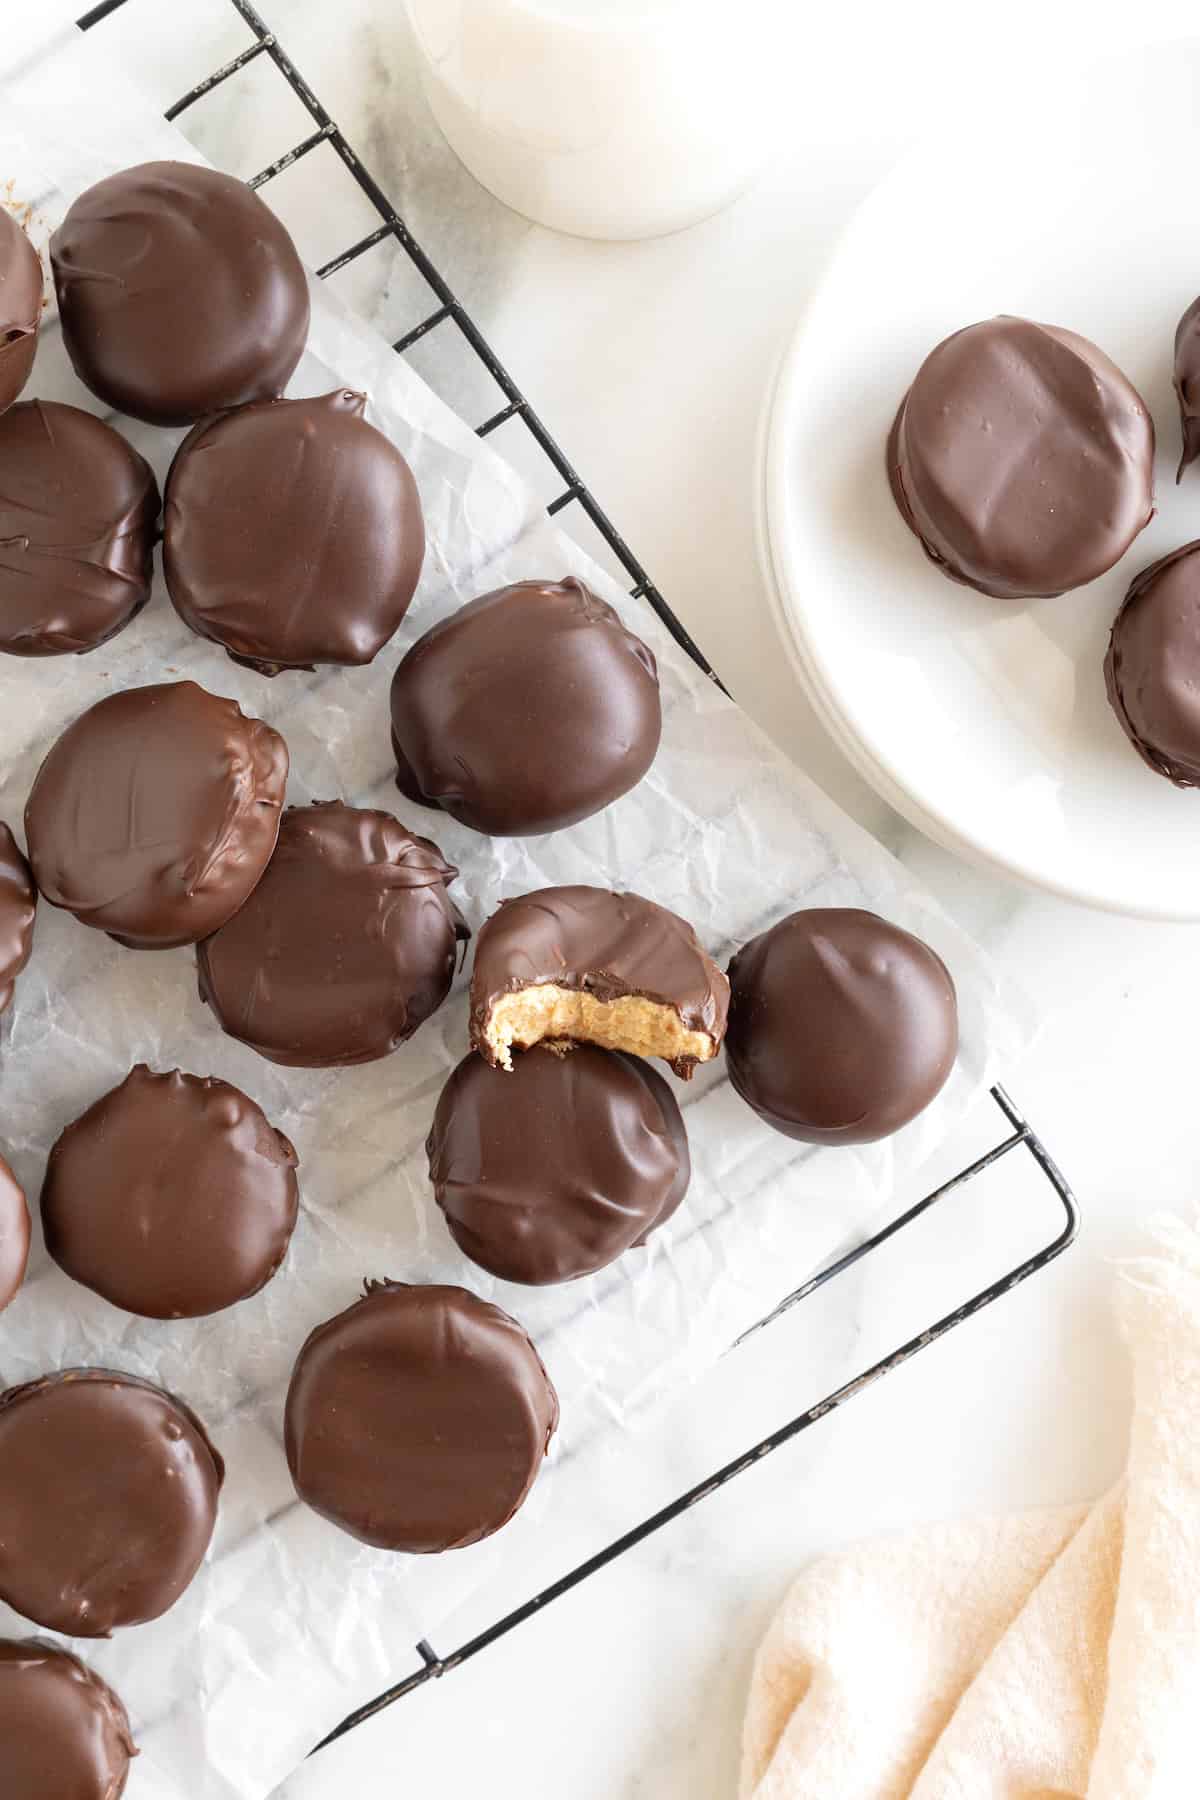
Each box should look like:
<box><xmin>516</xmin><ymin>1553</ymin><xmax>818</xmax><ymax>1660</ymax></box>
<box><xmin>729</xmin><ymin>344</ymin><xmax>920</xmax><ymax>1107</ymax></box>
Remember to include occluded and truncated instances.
<box><xmin>0</xmin><ymin>1639</ymin><xmax>136</xmax><ymax>1800</ymax></box>
<box><xmin>0</xmin><ymin>1369</ymin><xmax>223</xmax><ymax>1635</ymax></box>
<box><xmin>285</xmin><ymin>1281</ymin><xmax>558</xmax><ymax>1551</ymax></box>
<box><xmin>0</xmin><ymin>1152</ymin><xmax>30</xmax><ymax>1311</ymax></box>
<box><xmin>1175</xmin><ymin>296</ymin><xmax>1200</xmax><ymax>480</ymax></box>
<box><xmin>24</xmin><ymin>681</ymin><xmax>288</xmax><ymax>949</ymax></box>
<box><xmin>197</xmin><ymin>801</ymin><xmax>467</xmax><ymax>1067</ymax></box>
<box><xmin>428</xmin><ymin>1045</ymin><xmax>690</xmax><ymax>1284</ymax></box>
<box><xmin>726</xmin><ymin>908</ymin><xmax>958</xmax><ymax>1145</ymax></box>
<box><xmin>1105</xmin><ymin>539</ymin><xmax>1200</xmax><ymax>784</ymax></box>
<box><xmin>0</xmin><ymin>209</ymin><xmax>41</xmax><ymax>415</ymax></box>
<box><xmin>888</xmin><ymin>316</ymin><xmax>1154</xmax><ymax>599</ymax></box>
<box><xmin>0</xmin><ymin>821</ymin><xmax>36</xmax><ymax>1014</ymax></box>
<box><xmin>164</xmin><ymin>390</ymin><xmax>425</xmax><ymax>675</ymax></box>
<box><xmin>50</xmin><ymin>160</ymin><xmax>310</xmax><ymax>427</ymax></box>
<box><xmin>0</xmin><ymin>401</ymin><xmax>160</xmax><ymax>657</ymax></box>
<box><xmin>390</xmin><ymin>577</ymin><xmax>662</xmax><ymax>836</ymax></box>
<box><xmin>42</xmin><ymin>1065</ymin><xmax>300</xmax><ymax>1319</ymax></box>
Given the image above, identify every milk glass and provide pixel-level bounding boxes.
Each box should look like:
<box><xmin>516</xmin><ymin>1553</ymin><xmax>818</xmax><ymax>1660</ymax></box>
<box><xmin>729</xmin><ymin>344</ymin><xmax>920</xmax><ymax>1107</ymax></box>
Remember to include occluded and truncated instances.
<box><xmin>404</xmin><ymin>0</ymin><xmax>777</xmax><ymax>239</ymax></box>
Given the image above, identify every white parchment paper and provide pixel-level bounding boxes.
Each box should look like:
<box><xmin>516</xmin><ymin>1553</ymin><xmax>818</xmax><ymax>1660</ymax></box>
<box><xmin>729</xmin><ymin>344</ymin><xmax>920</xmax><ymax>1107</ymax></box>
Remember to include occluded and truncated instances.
<box><xmin>0</xmin><ymin>17</ymin><xmax>1031</xmax><ymax>1799</ymax></box>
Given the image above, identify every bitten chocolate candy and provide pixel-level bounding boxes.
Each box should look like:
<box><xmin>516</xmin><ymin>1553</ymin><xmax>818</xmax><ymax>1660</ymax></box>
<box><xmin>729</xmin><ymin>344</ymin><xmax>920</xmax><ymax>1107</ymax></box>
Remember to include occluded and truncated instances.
<box><xmin>43</xmin><ymin>1066</ymin><xmax>299</xmax><ymax>1319</ymax></box>
<box><xmin>390</xmin><ymin>577</ymin><xmax>661</xmax><ymax>836</ymax></box>
<box><xmin>0</xmin><ymin>1639</ymin><xmax>137</xmax><ymax>1800</ymax></box>
<box><xmin>198</xmin><ymin>802</ymin><xmax>467</xmax><ymax>1067</ymax></box>
<box><xmin>428</xmin><ymin>1044</ymin><xmax>690</xmax><ymax>1284</ymax></box>
<box><xmin>24</xmin><ymin>681</ymin><xmax>288</xmax><ymax>949</ymax></box>
<box><xmin>0</xmin><ymin>209</ymin><xmax>41</xmax><ymax>414</ymax></box>
<box><xmin>470</xmin><ymin>884</ymin><xmax>728</xmax><ymax>1077</ymax></box>
<box><xmin>285</xmin><ymin>1281</ymin><xmax>558</xmax><ymax>1551</ymax></box>
<box><xmin>51</xmin><ymin>161</ymin><xmax>310</xmax><ymax>426</ymax></box>
<box><xmin>0</xmin><ymin>821</ymin><xmax>36</xmax><ymax>1013</ymax></box>
<box><xmin>725</xmin><ymin>908</ymin><xmax>958</xmax><ymax>1144</ymax></box>
<box><xmin>888</xmin><ymin>316</ymin><xmax>1154</xmax><ymax>598</ymax></box>
<box><xmin>0</xmin><ymin>1152</ymin><xmax>30</xmax><ymax>1311</ymax></box>
<box><xmin>164</xmin><ymin>390</ymin><xmax>425</xmax><ymax>674</ymax></box>
<box><xmin>0</xmin><ymin>401</ymin><xmax>159</xmax><ymax>657</ymax></box>
<box><xmin>1105</xmin><ymin>539</ymin><xmax>1200</xmax><ymax>784</ymax></box>
<box><xmin>0</xmin><ymin>1369</ymin><xmax>223</xmax><ymax>1635</ymax></box>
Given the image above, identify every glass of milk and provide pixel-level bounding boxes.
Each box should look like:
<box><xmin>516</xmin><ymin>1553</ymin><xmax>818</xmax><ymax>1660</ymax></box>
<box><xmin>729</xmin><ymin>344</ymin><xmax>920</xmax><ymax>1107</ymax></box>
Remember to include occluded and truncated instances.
<box><xmin>403</xmin><ymin>0</ymin><xmax>777</xmax><ymax>240</ymax></box>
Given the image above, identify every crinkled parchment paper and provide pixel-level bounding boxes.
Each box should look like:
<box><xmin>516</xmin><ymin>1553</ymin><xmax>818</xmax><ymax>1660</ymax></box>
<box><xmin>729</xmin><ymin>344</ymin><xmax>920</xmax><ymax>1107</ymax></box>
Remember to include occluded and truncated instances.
<box><xmin>0</xmin><ymin>17</ymin><xmax>1030</xmax><ymax>1799</ymax></box>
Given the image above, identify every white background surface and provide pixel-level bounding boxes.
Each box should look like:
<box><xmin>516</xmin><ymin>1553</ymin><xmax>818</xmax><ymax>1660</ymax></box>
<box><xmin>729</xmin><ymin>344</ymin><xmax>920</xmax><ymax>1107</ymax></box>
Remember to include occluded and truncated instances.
<box><xmin>75</xmin><ymin>0</ymin><xmax>1200</xmax><ymax>1794</ymax></box>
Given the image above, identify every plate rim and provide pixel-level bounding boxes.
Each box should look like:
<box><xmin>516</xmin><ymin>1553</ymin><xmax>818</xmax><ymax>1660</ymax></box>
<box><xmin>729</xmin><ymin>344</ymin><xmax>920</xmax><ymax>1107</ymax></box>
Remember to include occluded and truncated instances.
<box><xmin>757</xmin><ymin>46</ymin><xmax>1200</xmax><ymax>924</ymax></box>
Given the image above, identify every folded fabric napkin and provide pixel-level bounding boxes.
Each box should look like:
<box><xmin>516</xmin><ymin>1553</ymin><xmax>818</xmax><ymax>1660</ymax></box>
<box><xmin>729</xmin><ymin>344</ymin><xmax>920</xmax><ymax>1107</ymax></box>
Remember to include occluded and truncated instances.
<box><xmin>740</xmin><ymin>1215</ymin><xmax>1200</xmax><ymax>1799</ymax></box>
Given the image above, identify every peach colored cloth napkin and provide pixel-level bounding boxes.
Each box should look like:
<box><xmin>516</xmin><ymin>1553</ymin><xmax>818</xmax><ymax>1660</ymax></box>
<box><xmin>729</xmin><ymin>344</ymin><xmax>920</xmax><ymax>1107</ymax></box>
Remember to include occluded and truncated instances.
<box><xmin>740</xmin><ymin>1217</ymin><xmax>1200</xmax><ymax>1799</ymax></box>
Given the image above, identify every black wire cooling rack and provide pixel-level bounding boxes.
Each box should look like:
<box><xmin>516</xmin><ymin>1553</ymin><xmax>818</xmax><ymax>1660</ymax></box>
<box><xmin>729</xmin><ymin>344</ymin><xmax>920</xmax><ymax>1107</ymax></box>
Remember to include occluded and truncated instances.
<box><xmin>76</xmin><ymin>0</ymin><xmax>1080</xmax><ymax>1750</ymax></box>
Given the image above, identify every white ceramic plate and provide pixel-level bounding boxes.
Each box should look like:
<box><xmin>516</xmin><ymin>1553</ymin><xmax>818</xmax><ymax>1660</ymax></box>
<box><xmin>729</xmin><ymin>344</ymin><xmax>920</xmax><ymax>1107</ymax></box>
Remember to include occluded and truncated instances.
<box><xmin>762</xmin><ymin>39</ymin><xmax>1200</xmax><ymax>920</ymax></box>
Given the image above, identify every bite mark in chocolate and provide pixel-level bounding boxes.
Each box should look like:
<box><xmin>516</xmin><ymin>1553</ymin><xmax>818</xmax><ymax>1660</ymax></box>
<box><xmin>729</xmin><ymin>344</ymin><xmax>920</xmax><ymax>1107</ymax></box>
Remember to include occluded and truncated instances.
<box><xmin>469</xmin><ymin>885</ymin><xmax>728</xmax><ymax>1078</ymax></box>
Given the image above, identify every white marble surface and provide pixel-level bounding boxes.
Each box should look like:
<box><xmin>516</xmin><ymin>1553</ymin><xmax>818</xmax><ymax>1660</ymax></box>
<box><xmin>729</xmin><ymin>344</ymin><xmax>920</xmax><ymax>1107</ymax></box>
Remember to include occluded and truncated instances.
<box><xmin>74</xmin><ymin>0</ymin><xmax>1200</xmax><ymax>1793</ymax></box>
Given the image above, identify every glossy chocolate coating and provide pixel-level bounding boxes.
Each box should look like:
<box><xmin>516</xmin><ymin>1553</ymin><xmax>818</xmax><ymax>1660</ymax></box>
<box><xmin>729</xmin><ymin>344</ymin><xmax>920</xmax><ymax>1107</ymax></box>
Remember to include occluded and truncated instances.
<box><xmin>197</xmin><ymin>801</ymin><xmax>467</xmax><ymax>1067</ymax></box>
<box><xmin>390</xmin><ymin>577</ymin><xmax>661</xmax><ymax>836</ymax></box>
<box><xmin>24</xmin><ymin>681</ymin><xmax>288</xmax><ymax>949</ymax></box>
<box><xmin>1174</xmin><ymin>297</ymin><xmax>1200</xmax><ymax>480</ymax></box>
<box><xmin>0</xmin><ymin>1152</ymin><xmax>30</xmax><ymax>1311</ymax></box>
<box><xmin>1104</xmin><ymin>539</ymin><xmax>1200</xmax><ymax>784</ymax></box>
<box><xmin>726</xmin><ymin>908</ymin><xmax>958</xmax><ymax>1144</ymax></box>
<box><xmin>43</xmin><ymin>1065</ymin><xmax>299</xmax><ymax>1319</ymax></box>
<box><xmin>429</xmin><ymin>1044</ymin><xmax>690</xmax><ymax>1285</ymax></box>
<box><xmin>164</xmin><ymin>390</ymin><xmax>425</xmax><ymax>674</ymax></box>
<box><xmin>0</xmin><ymin>821</ymin><xmax>36</xmax><ymax>1013</ymax></box>
<box><xmin>470</xmin><ymin>884</ymin><xmax>728</xmax><ymax>1076</ymax></box>
<box><xmin>0</xmin><ymin>1639</ymin><xmax>137</xmax><ymax>1800</ymax></box>
<box><xmin>0</xmin><ymin>401</ymin><xmax>159</xmax><ymax>656</ymax></box>
<box><xmin>50</xmin><ymin>161</ymin><xmax>310</xmax><ymax>427</ymax></box>
<box><xmin>285</xmin><ymin>1280</ymin><xmax>558</xmax><ymax>1551</ymax></box>
<box><xmin>888</xmin><ymin>316</ymin><xmax>1154</xmax><ymax>598</ymax></box>
<box><xmin>0</xmin><ymin>210</ymin><xmax>41</xmax><ymax>415</ymax></box>
<box><xmin>0</xmin><ymin>1369</ymin><xmax>223</xmax><ymax>1635</ymax></box>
